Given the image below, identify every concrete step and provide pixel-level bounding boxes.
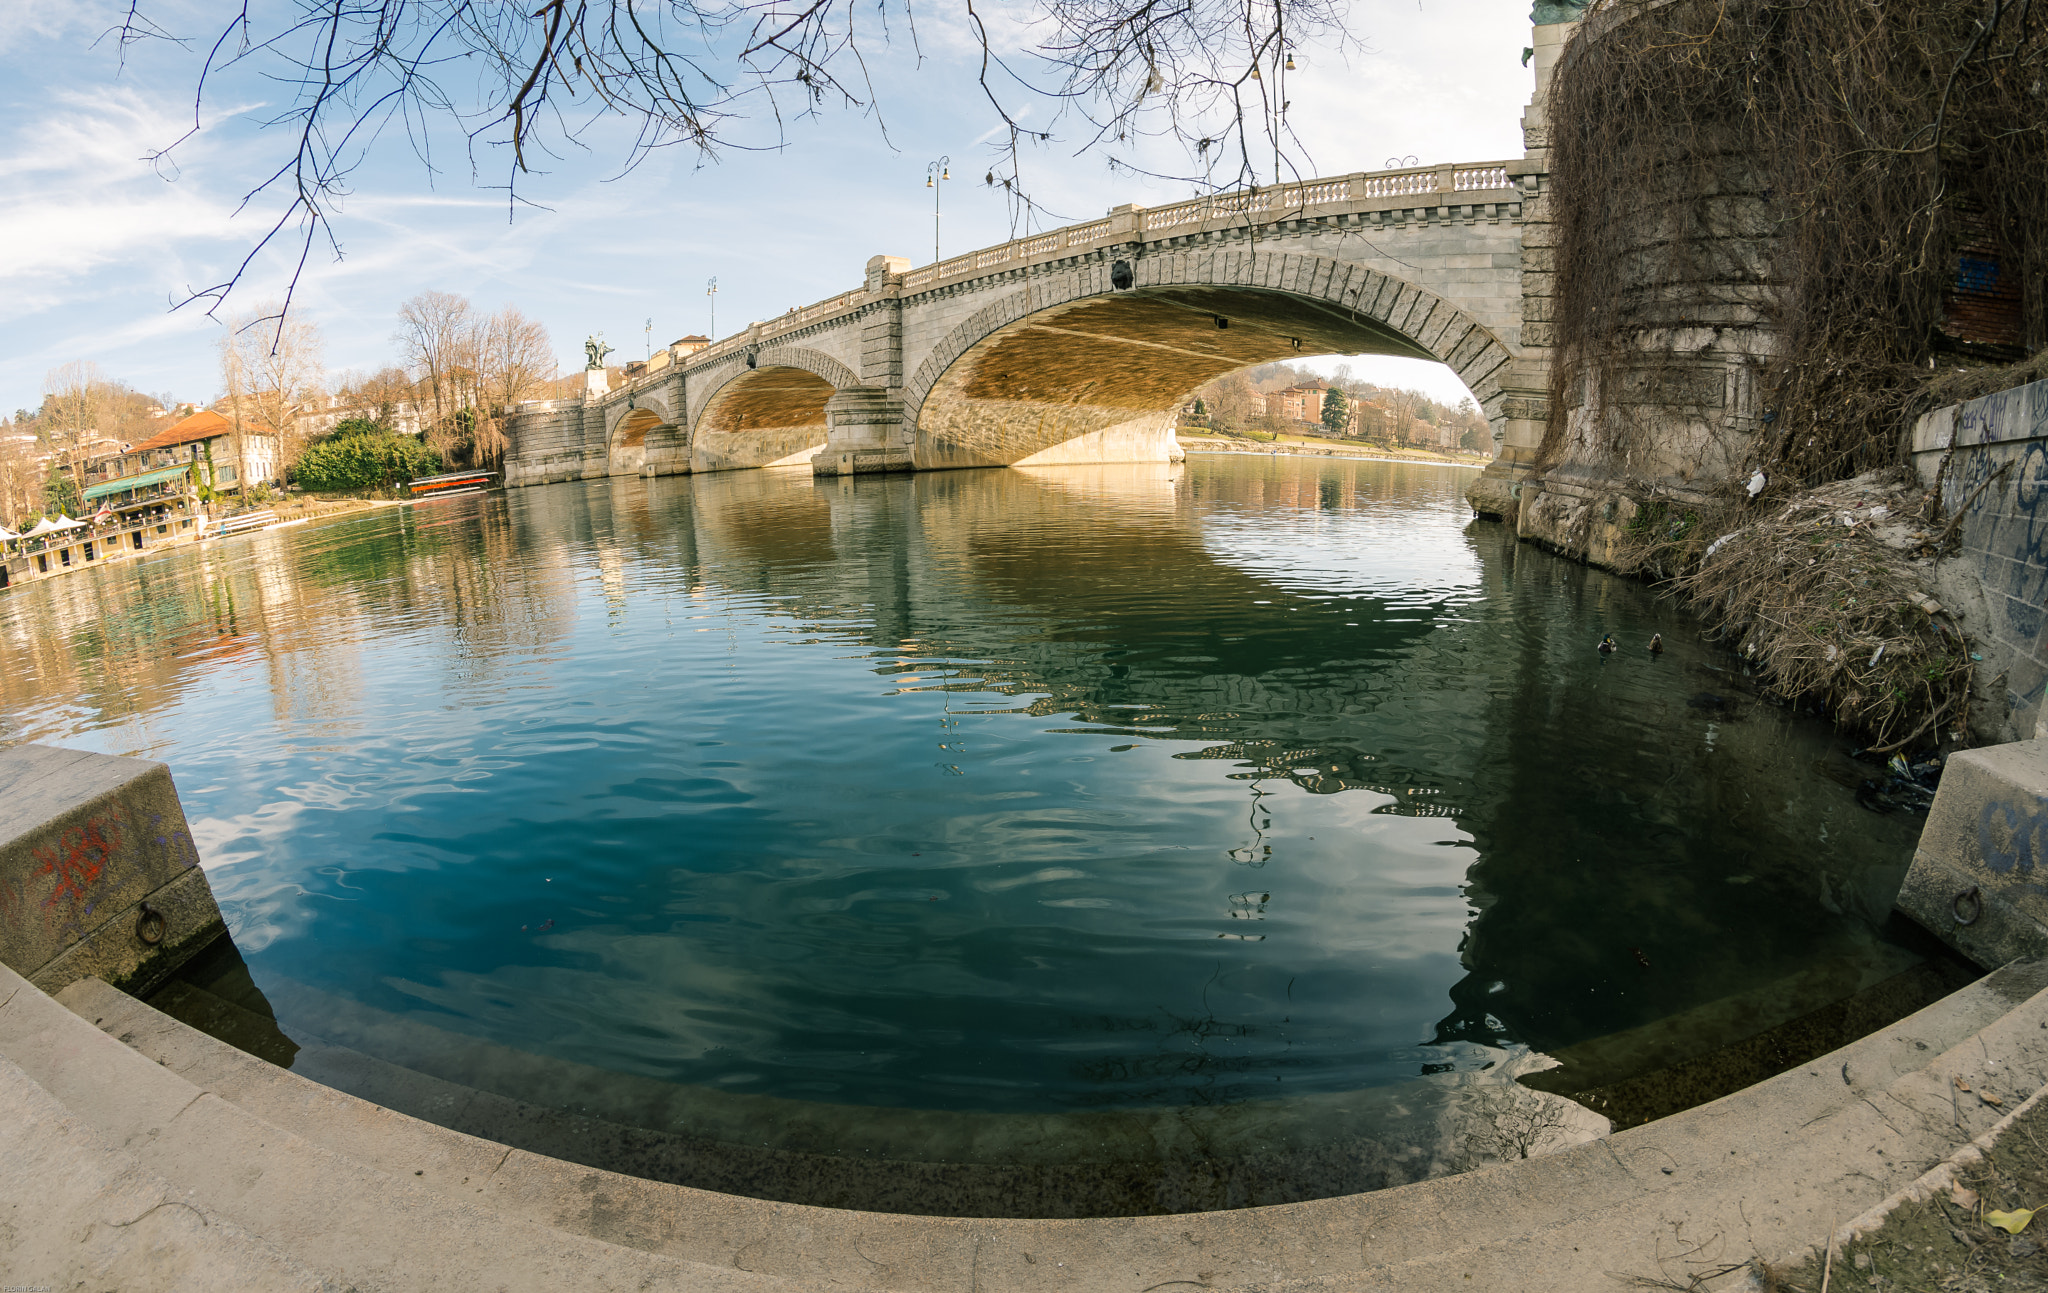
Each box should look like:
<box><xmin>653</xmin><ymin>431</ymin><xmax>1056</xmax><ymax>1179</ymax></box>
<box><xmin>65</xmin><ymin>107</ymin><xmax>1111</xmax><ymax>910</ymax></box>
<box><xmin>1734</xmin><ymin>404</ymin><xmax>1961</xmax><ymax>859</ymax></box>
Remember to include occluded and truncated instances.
<box><xmin>49</xmin><ymin>955</ymin><xmax>2048</xmax><ymax>1292</ymax></box>
<box><xmin>0</xmin><ymin>1001</ymin><xmax>339</xmax><ymax>1292</ymax></box>
<box><xmin>0</xmin><ymin>963</ymin><xmax>800</xmax><ymax>1292</ymax></box>
<box><xmin>143</xmin><ymin>966</ymin><xmax>1600</xmax><ymax>1218</ymax></box>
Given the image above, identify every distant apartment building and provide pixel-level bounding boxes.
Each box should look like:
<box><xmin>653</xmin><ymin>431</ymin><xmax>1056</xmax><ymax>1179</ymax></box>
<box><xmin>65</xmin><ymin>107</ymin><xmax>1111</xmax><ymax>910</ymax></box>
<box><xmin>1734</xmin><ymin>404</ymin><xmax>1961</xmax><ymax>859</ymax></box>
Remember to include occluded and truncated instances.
<box><xmin>1348</xmin><ymin>401</ymin><xmax>1395</xmax><ymax>439</ymax></box>
<box><xmin>298</xmin><ymin>392</ymin><xmax>425</xmax><ymax>439</ymax></box>
<box><xmin>1272</xmin><ymin>383</ymin><xmax>1331</xmax><ymax>424</ymax></box>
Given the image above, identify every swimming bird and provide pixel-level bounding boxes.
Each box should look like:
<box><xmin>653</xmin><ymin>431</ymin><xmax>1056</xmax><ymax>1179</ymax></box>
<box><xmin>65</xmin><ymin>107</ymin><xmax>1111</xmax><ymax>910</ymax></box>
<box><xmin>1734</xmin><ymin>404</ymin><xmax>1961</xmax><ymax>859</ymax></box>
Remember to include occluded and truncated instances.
<box><xmin>1648</xmin><ymin>633</ymin><xmax>1664</xmax><ymax>655</ymax></box>
<box><xmin>1597</xmin><ymin>634</ymin><xmax>1618</xmax><ymax>657</ymax></box>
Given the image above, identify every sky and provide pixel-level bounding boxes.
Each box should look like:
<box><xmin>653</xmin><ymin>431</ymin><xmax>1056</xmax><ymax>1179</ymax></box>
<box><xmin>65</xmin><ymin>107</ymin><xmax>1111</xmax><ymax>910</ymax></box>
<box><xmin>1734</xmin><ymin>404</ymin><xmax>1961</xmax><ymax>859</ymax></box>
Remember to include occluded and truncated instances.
<box><xmin>0</xmin><ymin>0</ymin><xmax>1536</xmax><ymax>420</ymax></box>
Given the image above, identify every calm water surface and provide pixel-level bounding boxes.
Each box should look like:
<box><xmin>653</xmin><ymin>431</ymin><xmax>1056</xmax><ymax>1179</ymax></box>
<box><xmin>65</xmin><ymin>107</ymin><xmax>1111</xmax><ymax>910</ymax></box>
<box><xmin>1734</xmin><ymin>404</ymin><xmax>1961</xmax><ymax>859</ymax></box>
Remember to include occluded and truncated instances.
<box><xmin>0</xmin><ymin>456</ymin><xmax>1938</xmax><ymax>1209</ymax></box>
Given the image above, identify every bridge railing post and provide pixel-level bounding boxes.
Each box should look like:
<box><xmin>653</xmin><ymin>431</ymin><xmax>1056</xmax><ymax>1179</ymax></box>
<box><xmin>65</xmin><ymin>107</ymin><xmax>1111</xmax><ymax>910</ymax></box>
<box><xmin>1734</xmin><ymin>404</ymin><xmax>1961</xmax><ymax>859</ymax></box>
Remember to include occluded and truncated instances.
<box><xmin>1435</xmin><ymin>164</ymin><xmax>1456</xmax><ymax>196</ymax></box>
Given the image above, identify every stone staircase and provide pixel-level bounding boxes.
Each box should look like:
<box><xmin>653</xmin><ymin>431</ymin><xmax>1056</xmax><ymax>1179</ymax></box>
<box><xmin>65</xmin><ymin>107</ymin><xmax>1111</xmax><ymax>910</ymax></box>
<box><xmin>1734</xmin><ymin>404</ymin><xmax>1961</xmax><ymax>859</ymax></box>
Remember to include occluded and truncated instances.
<box><xmin>0</xmin><ymin>962</ymin><xmax>788</xmax><ymax>1292</ymax></box>
<box><xmin>8</xmin><ymin>955</ymin><xmax>2048</xmax><ymax>1291</ymax></box>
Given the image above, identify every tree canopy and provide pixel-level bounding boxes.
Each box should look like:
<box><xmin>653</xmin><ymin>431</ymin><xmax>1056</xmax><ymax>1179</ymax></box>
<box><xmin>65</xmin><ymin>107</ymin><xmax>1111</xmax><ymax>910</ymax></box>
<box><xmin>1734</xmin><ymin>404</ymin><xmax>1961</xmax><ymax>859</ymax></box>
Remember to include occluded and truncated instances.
<box><xmin>1320</xmin><ymin>385</ymin><xmax>1349</xmax><ymax>434</ymax></box>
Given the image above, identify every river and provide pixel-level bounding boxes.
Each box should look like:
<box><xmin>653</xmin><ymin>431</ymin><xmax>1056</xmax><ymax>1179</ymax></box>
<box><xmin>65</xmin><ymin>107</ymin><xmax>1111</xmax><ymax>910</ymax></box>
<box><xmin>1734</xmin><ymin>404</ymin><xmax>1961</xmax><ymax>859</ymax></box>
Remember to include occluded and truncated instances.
<box><xmin>0</xmin><ymin>454</ymin><xmax>1956</xmax><ymax>1215</ymax></box>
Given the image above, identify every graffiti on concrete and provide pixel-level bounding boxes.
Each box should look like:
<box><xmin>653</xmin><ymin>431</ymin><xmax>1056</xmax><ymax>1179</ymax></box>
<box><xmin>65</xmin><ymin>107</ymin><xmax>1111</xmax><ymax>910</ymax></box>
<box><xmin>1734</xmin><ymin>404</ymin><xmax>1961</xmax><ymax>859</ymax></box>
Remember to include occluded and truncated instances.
<box><xmin>2</xmin><ymin>804</ymin><xmax>203</xmax><ymax>947</ymax></box>
<box><xmin>1979</xmin><ymin>798</ymin><xmax>2046</xmax><ymax>878</ymax></box>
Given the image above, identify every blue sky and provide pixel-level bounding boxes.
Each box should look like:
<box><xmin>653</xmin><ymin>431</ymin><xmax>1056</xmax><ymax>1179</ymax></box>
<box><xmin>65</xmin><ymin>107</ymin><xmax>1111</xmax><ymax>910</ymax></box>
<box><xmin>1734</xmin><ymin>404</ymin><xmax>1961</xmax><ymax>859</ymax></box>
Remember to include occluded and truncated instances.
<box><xmin>0</xmin><ymin>0</ymin><xmax>1534</xmax><ymax>418</ymax></box>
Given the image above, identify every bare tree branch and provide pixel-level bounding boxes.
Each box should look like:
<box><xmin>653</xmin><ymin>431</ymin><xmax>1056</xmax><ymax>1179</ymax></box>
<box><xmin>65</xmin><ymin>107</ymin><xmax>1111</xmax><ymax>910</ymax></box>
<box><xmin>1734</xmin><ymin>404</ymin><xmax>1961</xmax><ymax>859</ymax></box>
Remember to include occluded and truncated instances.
<box><xmin>125</xmin><ymin>0</ymin><xmax>1358</xmax><ymax>319</ymax></box>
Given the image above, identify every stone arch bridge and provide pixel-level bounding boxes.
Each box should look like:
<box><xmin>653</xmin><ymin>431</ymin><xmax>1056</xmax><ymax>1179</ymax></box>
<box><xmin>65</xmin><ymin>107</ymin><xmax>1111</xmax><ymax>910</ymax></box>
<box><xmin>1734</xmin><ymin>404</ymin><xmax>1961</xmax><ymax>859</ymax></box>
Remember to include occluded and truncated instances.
<box><xmin>505</xmin><ymin>159</ymin><xmax>1554</xmax><ymax>495</ymax></box>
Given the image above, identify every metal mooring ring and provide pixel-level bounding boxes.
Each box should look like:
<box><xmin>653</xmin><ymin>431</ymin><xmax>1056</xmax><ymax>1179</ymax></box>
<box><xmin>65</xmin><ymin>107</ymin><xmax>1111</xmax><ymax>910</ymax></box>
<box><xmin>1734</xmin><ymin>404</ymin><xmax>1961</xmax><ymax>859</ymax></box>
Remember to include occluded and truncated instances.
<box><xmin>1954</xmin><ymin>886</ymin><xmax>1984</xmax><ymax>927</ymax></box>
<box><xmin>136</xmin><ymin>901</ymin><xmax>167</xmax><ymax>946</ymax></box>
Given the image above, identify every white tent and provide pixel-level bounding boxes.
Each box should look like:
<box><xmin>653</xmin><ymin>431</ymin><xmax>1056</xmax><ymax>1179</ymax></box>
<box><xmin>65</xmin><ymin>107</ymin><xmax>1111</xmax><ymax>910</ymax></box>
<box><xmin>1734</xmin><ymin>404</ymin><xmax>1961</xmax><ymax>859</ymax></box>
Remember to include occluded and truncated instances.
<box><xmin>22</xmin><ymin>515</ymin><xmax>84</xmax><ymax>538</ymax></box>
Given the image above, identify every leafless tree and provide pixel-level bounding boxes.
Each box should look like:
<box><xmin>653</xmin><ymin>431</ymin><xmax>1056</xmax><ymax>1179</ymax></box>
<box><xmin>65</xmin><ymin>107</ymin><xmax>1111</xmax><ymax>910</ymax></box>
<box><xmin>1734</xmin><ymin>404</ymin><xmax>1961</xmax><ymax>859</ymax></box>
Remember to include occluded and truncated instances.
<box><xmin>396</xmin><ymin>290</ymin><xmax>478</xmax><ymax>457</ymax></box>
<box><xmin>0</xmin><ymin>421</ymin><xmax>46</xmax><ymax>527</ymax></box>
<box><xmin>215</xmin><ymin>327</ymin><xmax>254</xmax><ymax>500</ymax></box>
<box><xmin>39</xmin><ymin>361</ymin><xmax>110</xmax><ymax>503</ymax></box>
<box><xmin>330</xmin><ymin>367</ymin><xmax>421</xmax><ymax>433</ymax></box>
<box><xmin>220</xmin><ymin>304</ymin><xmax>326</xmax><ymax>474</ymax></box>
<box><xmin>122</xmin><ymin>0</ymin><xmax>1355</xmax><ymax>320</ymax></box>
<box><xmin>473</xmin><ymin>306</ymin><xmax>557</xmax><ymax>467</ymax></box>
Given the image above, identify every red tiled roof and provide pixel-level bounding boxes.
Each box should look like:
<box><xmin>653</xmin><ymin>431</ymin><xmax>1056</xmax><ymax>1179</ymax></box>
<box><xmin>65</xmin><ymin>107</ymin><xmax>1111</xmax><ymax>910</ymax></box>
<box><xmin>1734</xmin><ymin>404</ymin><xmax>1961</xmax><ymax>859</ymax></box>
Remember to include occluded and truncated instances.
<box><xmin>124</xmin><ymin>409</ymin><xmax>276</xmax><ymax>456</ymax></box>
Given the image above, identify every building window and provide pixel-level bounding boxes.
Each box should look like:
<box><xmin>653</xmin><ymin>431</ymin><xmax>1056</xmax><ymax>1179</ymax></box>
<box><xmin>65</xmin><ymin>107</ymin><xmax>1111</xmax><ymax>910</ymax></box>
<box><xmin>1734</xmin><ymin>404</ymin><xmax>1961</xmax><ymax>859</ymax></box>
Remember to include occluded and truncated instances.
<box><xmin>83</xmin><ymin>541</ymin><xmax>95</xmax><ymax>560</ymax></box>
<box><xmin>36</xmin><ymin>554</ymin><xmax>48</xmax><ymax>573</ymax></box>
<box><xmin>60</xmin><ymin>548</ymin><xmax>71</xmax><ymax>567</ymax></box>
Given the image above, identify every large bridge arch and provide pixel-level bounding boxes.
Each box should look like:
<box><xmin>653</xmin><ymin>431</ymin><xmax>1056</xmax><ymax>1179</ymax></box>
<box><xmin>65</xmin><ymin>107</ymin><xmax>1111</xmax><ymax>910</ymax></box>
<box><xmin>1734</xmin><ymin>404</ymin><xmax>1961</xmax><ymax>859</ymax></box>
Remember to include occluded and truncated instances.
<box><xmin>905</xmin><ymin>252</ymin><xmax>1514</xmax><ymax>470</ymax></box>
<box><xmin>689</xmin><ymin>346</ymin><xmax>860</xmax><ymax>474</ymax></box>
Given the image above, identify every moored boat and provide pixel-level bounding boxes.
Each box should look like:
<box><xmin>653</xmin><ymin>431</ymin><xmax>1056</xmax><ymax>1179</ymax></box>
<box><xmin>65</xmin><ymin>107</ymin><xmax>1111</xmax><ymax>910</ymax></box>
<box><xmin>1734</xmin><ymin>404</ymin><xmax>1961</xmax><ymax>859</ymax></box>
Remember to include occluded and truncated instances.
<box><xmin>406</xmin><ymin>470</ymin><xmax>498</xmax><ymax>501</ymax></box>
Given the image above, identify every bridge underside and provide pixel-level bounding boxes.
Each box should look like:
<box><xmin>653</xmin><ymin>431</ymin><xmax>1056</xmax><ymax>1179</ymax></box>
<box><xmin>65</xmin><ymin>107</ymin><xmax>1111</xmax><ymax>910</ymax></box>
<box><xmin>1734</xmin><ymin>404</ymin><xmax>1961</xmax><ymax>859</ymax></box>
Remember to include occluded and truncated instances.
<box><xmin>917</xmin><ymin>287</ymin><xmax>1438</xmax><ymax>470</ymax></box>
<box><xmin>694</xmin><ymin>368</ymin><xmax>833</xmax><ymax>473</ymax></box>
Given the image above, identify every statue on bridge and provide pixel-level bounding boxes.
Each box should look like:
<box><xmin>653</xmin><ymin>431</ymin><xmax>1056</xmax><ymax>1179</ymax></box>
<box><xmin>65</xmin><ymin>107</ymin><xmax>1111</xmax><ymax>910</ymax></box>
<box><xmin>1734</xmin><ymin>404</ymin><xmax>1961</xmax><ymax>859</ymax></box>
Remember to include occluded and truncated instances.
<box><xmin>1531</xmin><ymin>0</ymin><xmax>1588</xmax><ymax>21</ymax></box>
<box><xmin>584</xmin><ymin>334</ymin><xmax>615</xmax><ymax>371</ymax></box>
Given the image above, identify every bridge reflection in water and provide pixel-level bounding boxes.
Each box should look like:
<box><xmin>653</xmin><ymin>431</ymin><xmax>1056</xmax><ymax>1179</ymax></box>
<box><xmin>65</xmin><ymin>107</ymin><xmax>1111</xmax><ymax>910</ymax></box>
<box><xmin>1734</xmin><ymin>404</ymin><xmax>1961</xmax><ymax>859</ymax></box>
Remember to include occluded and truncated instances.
<box><xmin>0</xmin><ymin>457</ymin><xmax>1957</xmax><ymax>1216</ymax></box>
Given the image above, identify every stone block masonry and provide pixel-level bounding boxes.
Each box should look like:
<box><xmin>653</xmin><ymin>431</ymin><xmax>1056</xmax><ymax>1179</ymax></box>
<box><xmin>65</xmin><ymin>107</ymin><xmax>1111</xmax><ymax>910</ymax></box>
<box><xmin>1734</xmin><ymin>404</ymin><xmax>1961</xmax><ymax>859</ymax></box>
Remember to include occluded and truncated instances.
<box><xmin>0</xmin><ymin>744</ymin><xmax>226</xmax><ymax>995</ymax></box>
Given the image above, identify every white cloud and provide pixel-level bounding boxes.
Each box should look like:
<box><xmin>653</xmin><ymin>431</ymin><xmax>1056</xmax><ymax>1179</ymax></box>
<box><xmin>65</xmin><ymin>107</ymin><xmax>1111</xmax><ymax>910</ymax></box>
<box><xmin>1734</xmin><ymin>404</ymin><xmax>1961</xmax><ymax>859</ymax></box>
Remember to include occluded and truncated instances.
<box><xmin>0</xmin><ymin>0</ymin><xmax>107</xmax><ymax>57</ymax></box>
<box><xmin>0</xmin><ymin>87</ymin><xmax>246</xmax><ymax>287</ymax></box>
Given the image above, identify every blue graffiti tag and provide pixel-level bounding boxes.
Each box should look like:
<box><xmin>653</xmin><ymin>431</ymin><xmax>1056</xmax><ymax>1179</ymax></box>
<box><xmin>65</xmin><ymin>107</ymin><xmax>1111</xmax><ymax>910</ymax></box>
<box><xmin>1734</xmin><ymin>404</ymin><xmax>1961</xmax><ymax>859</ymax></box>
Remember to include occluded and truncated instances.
<box><xmin>1979</xmin><ymin>798</ymin><xmax>2045</xmax><ymax>877</ymax></box>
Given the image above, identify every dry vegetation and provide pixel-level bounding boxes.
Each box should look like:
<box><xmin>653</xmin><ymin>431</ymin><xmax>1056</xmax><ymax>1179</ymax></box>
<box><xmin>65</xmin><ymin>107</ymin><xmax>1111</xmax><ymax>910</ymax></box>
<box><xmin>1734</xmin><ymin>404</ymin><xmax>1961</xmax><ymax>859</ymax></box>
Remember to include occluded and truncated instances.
<box><xmin>1617</xmin><ymin>469</ymin><xmax>1973</xmax><ymax>752</ymax></box>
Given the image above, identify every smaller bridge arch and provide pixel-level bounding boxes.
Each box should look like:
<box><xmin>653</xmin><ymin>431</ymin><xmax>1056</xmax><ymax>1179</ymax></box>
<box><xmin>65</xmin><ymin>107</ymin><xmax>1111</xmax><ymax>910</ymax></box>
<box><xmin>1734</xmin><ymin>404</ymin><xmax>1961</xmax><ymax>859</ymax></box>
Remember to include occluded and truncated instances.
<box><xmin>689</xmin><ymin>346</ymin><xmax>861</xmax><ymax>474</ymax></box>
<box><xmin>604</xmin><ymin>394</ymin><xmax>679</xmax><ymax>477</ymax></box>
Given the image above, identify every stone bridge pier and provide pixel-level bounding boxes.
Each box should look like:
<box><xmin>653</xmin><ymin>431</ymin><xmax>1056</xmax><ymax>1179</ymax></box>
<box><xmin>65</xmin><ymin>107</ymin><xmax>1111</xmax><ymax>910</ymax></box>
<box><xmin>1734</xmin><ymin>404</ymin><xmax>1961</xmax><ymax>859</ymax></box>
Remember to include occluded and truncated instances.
<box><xmin>503</xmin><ymin>16</ymin><xmax>1580</xmax><ymax>498</ymax></box>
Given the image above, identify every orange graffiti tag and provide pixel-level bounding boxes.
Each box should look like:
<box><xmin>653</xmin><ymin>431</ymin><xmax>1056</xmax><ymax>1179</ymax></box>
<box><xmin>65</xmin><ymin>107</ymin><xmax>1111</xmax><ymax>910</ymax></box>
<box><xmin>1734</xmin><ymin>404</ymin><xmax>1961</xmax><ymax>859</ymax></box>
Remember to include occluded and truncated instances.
<box><xmin>34</xmin><ymin>814</ymin><xmax>123</xmax><ymax>923</ymax></box>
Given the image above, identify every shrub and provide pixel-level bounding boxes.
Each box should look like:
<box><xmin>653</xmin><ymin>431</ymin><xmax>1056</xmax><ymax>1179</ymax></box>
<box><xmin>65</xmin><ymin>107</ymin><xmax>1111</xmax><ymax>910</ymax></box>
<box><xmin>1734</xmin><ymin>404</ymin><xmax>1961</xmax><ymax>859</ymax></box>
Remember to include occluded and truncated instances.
<box><xmin>290</xmin><ymin>434</ymin><xmax>442</xmax><ymax>493</ymax></box>
<box><xmin>327</xmin><ymin>415</ymin><xmax>392</xmax><ymax>440</ymax></box>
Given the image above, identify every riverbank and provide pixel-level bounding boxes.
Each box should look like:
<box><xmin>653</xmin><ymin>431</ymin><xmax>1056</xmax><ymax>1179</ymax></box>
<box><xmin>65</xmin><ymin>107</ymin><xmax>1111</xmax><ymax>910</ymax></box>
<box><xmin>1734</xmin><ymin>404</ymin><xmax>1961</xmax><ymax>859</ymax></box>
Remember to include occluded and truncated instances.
<box><xmin>263</xmin><ymin>495</ymin><xmax>394</xmax><ymax>525</ymax></box>
<box><xmin>1178</xmin><ymin>433</ymin><xmax>1490</xmax><ymax>468</ymax></box>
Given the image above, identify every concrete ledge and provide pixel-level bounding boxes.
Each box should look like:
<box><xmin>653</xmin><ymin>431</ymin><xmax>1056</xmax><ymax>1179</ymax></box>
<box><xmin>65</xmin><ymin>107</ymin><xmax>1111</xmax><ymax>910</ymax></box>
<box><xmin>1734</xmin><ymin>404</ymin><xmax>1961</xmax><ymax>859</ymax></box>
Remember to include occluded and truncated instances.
<box><xmin>21</xmin><ymin>957</ymin><xmax>2048</xmax><ymax>1291</ymax></box>
<box><xmin>0</xmin><ymin>962</ymin><xmax>786</xmax><ymax>1291</ymax></box>
<box><xmin>29</xmin><ymin>863</ymin><xmax>223</xmax><ymax>996</ymax></box>
<box><xmin>1897</xmin><ymin>738</ymin><xmax>2048</xmax><ymax>968</ymax></box>
<box><xmin>0</xmin><ymin>744</ymin><xmax>225</xmax><ymax>994</ymax></box>
<box><xmin>0</xmin><ymin>1051</ymin><xmax>339</xmax><ymax>1293</ymax></box>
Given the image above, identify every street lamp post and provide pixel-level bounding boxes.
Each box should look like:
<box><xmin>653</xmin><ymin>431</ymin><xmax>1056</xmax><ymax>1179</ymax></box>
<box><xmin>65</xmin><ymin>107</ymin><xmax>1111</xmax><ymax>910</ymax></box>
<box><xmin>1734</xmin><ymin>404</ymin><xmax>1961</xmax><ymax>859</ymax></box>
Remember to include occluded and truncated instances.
<box><xmin>706</xmin><ymin>277</ymin><xmax>718</xmax><ymax>339</ymax></box>
<box><xmin>925</xmin><ymin>157</ymin><xmax>950</xmax><ymax>264</ymax></box>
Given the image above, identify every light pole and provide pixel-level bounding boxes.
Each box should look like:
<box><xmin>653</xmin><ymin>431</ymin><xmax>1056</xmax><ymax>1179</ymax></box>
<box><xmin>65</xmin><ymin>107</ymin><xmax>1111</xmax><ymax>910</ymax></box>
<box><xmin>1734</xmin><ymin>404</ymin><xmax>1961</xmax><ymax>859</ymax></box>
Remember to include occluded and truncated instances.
<box><xmin>925</xmin><ymin>157</ymin><xmax>950</xmax><ymax>264</ymax></box>
<box><xmin>644</xmin><ymin>317</ymin><xmax>653</xmax><ymax>363</ymax></box>
<box><xmin>706</xmin><ymin>277</ymin><xmax>718</xmax><ymax>339</ymax></box>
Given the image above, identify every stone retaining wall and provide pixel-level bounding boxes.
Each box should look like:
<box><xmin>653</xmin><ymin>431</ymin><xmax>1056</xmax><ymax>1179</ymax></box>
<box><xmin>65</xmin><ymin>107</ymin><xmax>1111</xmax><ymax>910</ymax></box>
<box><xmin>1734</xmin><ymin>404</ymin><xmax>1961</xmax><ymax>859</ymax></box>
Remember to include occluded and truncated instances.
<box><xmin>1913</xmin><ymin>378</ymin><xmax>2048</xmax><ymax>744</ymax></box>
